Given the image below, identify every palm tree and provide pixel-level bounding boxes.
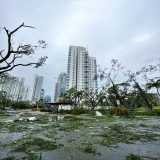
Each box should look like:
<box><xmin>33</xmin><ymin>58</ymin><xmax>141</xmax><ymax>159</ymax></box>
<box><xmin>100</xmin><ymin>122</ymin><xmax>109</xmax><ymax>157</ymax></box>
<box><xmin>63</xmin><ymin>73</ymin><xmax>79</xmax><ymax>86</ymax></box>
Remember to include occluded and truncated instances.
<box><xmin>146</xmin><ymin>79</ymin><xmax>160</xmax><ymax>97</ymax></box>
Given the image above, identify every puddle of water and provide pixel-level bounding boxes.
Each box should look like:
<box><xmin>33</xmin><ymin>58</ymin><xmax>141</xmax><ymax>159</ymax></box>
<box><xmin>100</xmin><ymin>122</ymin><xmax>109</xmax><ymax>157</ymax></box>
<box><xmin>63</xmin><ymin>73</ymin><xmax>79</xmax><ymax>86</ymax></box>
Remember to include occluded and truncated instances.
<box><xmin>1</xmin><ymin>110</ymin><xmax>160</xmax><ymax>160</ymax></box>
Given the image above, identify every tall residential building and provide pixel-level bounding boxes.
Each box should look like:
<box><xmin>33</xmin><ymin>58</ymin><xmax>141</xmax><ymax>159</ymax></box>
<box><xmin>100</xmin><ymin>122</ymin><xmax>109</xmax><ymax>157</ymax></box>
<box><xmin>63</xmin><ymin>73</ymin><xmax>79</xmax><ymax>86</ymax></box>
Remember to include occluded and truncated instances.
<box><xmin>54</xmin><ymin>73</ymin><xmax>67</xmax><ymax>102</ymax></box>
<box><xmin>89</xmin><ymin>57</ymin><xmax>98</xmax><ymax>93</ymax></box>
<box><xmin>54</xmin><ymin>83</ymin><xmax>58</xmax><ymax>102</ymax></box>
<box><xmin>23</xmin><ymin>87</ymin><xmax>30</xmax><ymax>101</ymax></box>
<box><xmin>40</xmin><ymin>89</ymin><xmax>45</xmax><ymax>102</ymax></box>
<box><xmin>67</xmin><ymin>46</ymin><xmax>97</xmax><ymax>92</ymax></box>
<box><xmin>31</xmin><ymin>75</ymin><xmax>43</xmax><ymax>102</ymax></box>
<box><xmin>0</xmin><ymin>73</ymin><xmax>25</xmax><ymax>100</ymax></box>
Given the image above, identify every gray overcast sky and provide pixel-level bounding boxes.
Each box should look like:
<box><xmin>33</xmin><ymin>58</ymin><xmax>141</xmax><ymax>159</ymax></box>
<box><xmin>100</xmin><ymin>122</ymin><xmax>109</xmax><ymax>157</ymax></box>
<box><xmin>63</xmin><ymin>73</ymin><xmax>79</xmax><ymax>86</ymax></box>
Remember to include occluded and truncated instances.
<box><xmin>0</xmin><ymin>0</ymin><xmax>160</xmax><ymax>99</ymax></box>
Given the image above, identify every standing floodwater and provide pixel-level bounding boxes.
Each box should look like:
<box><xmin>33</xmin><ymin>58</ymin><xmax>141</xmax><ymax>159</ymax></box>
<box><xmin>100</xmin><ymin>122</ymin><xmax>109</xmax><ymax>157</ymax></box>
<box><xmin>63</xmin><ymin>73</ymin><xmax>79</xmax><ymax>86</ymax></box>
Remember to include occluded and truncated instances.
<box><xmin>0</xmin><ymin>110</ymin><xmax>160</xmax><ymax>160</ymax></box>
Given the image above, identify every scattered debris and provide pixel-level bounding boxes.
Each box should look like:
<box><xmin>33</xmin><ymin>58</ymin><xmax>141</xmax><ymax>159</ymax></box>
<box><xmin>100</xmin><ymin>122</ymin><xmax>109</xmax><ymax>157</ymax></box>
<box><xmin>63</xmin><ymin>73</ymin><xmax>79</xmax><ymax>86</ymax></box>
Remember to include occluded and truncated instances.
<box><xmin>27</xmin><ymin>117</ymin><xmax>36</xmax><ymax>121</ymax></box>
<box><xmin>96</xmin><ymin>111</ymin><xmax>102</xmax><ymax>116</ymax></box>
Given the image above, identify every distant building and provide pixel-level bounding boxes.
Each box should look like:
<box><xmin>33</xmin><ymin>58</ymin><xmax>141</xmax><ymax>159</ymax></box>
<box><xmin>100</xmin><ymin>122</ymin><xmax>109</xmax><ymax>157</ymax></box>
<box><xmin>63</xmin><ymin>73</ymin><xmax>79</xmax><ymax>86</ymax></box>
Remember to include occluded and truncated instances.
<box><xmin>88</xmin><ymin>57</ymin><xmax>98</xmax><ymax>93</ymax></box>
<box><xmin>54</xmin><ymin>73</ymin><xmax>67</xmax><ymax>102</ymax></box>
<box><xmin>23</xmin><ymin>87</ymin><xmax>30</xmax><ymax>101</ymax></box>
<box><xmin>31</xmin><ymin>75</ymin><xmax>43</xmax><ymax>102</ymax></box>
<box><xmin>67</xmin><ymin>46</ymin><xmax>98</xmax><ymax>92</ymax></box>
<box><xmin>0</xmin><ymin>73</ymin><xmax>25</xmax><ymax>101</ymax></box>
<box><xmin>43</xmin><ymin>95</ymin><xmax>51</xmax><ymax>103</ymax></box>
<box><xmin>54</xmin><ymin>83</ymin><xmax>58</xmax><ymax>102</ymax></box>
<box><xmin>40</xmin><ymin>89</ymin><xmax>45</xmax><ymax>102</ymax></box>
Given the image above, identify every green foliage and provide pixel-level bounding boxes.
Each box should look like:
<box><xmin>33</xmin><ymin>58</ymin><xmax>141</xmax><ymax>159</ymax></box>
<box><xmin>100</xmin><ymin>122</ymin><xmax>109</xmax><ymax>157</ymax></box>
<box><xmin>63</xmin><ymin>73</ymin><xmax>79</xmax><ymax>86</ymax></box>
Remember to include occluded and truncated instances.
<box><xmin>0</xmin><ymin>91</ymin><xmax>12</xmax><ymax>107</ymax></box>
<box><xmin>12</xmin><ymin>101</ymin><xmax>32</xmax><ymax>109</ymax></box>
<box><xmin>59</xmin><ymin>88</ymin><xmax>84</xmax><ymax>108</ymax></box>
<box><xmin>125</xmin><ymin>154</ymin><xmax>142</xmax><ymax>160</ymax></box>
<box><xmin>109</xmin><ymin>107</ymin><xmax>129</xmax><ymax>117</ymax></box>
<box><xmin>58</xmin><ymin>107</ymin><xmax>89</xmax><ymax>115</ymax></box>
<box><xmin>80</xmin><ymin>142</ymin><xmax>96</xmax><ymax>154</ymax></box>
<box><xmin>0</xmin><ymin>114</ymin><xmax>8</xmax><ymax>119</ymax></box>
<box><xmin>99</xmin><ymin>124</ymin><xmax>158</xmax><ymax>147</ymax></box>
<box><xmin>59</xmin><ymin>120</ymin><xmax>84</xmax><ymax>132</ymax></box>
<box><xmin>70</xmin><ymin>107</ymin><xmax>88</xmax><ymax>115</ymax></box>
<box><xmin>13</xmin><ymin>137</ymin><xmax>57</xmax><ymax>153</ymax></box>
<box><xmin>134</xmin><ymin>106</ymin><xmax>155</xmax><ymax>116</ymax></box>
<box><xmin>153</xmin><ymin>106</ymin><xmax>160</xmax><ymax>116</ymax></box>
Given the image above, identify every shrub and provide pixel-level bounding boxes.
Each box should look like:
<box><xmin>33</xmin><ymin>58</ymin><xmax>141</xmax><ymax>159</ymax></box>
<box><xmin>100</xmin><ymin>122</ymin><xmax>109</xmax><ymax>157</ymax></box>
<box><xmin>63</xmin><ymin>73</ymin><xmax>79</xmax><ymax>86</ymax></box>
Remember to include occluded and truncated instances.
<box><xmin>58</xmin><ymin>107</ymin><xmax>89</xmax><ymax>115</ymax></box>
<box><xmin>71</xmin><ymin>107</ymin><xmax>88</xmax><ymax>115</ymax></box>
<box><xmin>133</xmin><ymin>106</ymin><xmax>156</xmax><ymax>116</ymax></box>
<box><xmin>153</xmin><ymin>106</ymin><xmax>160</xmax><ymax>116</ymax></box>
<box><xmin>12</xmin><ymin>101</ymin><xmax>32</xmax><ymax>109</ymax></box>
<box><xmin>125</xmin><ymin>154</ymin><xmax>142</xmax><ymax>160</ymax></box>
<box><xmin>134</xmin><ymin>111</ymin><xmax>154</xmax><ymax>116</ymax></box>
<box><xmin>109</xmin><ymin>107</ymin><xmax>129</xmax><ymax>117</ymax></box>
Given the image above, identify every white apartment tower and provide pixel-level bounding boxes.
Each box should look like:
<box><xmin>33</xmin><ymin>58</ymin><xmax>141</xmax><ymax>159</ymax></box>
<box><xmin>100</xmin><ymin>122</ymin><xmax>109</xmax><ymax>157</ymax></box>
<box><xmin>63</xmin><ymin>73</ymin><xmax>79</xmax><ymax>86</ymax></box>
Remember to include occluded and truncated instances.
<box><xmin>31</xmin><ymin>75</ymin><xmax>43</xmax><ymax>102</ymax></box>
<box><xmin>89</xmin><ymin>57</ymin><xmax>98</xmax><ymax>93</ymax></box>
<box><xmin>54</xmin><ymin>73</ymin><xmax>67</xmax><ymax>102</ymax></box>
<box><xmin>67</xmin><ymin>46</ymin><xmax>97</xmax><ymax>92</ymax></box>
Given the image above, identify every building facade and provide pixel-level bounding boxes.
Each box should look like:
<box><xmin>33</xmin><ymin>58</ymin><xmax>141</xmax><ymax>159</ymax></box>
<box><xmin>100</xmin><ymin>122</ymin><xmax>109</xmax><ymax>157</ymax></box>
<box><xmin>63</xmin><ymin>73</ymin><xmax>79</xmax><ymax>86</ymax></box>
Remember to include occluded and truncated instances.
<box><xmin>43</xmin><ymin>95</ymin><xmax>51</xmax><ymax>103</ymax></box>
<box><xmin>31</xmin><ymin>75</ymin><xmax>43</xmax><ymax>102</ymax></box>
<box><xmin>0</xmin><ymin>73</ymin><xmax>25</xmax><ymax>101</ymax></box>
<box><xmin>54</xmin><ymin>73</ymin><xmax>67</xmax><ymax>102</ymax></box>
<box><xmin>67</xmin><ymin>46</ymin><xmax>97</xmax><ymax>92</ymax></box>
<box><xmin>88</xmin><ymin>57</ymin><xmax>98</xmax><ymax>93</ymax></box>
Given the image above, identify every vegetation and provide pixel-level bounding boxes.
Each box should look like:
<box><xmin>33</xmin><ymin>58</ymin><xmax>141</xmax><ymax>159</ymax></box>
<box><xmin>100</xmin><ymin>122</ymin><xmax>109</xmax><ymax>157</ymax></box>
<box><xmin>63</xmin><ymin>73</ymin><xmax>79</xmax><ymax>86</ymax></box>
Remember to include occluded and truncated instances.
<box><xmin>109</xmin><ymin>107</ymin><xmax>129</xmax><ymax>117</ymax></box>
<box><xmin>58</xmin><ymin>107</ymin><xmax>89</xmax><ymax>115</ymax></box>
<box><xmin>80</xmin><ymin>141</ymin><xmax>96</xmax><ymax>154</ymax></box>
<box><xmin>0</xmin><ymin>59</ymin><xmax>160</xmax><ymax>118</ymax></box>
<box><xmin>125</xmin><ymin>154</ymin><xmax>142</xmax><ymax>160</ymax></box>
<box><xmin>13</xmin><ymin>137</ymin><xmax>57</xmax><ymax>153</ymax></box>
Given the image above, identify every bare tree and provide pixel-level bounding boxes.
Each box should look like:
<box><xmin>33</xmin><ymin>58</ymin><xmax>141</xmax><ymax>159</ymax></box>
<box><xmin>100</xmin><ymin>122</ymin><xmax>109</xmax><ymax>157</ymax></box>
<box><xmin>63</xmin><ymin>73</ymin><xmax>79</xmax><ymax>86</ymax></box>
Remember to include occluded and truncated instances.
<box><xmin>83</xmin><ymin>88</ymin><xmax>107</xmax><ymax>110</ymax></box>
<box><xmin>0</xmin><ymin>23</ymin><xmax>48</xmax><ymax>74</ymax></box>
<box><xmin>59</xmin><ymin>88</ymin><xmax>84</xmax><ymax>108</ymax></box>
<box><xmin>97</xmin><ymin>59</ymin><xmax>125</xmax><ymax>107</ymax></box>
<box><xmin>126</xmin><ymin>70</ymin><xmax>153</xmax><ymax>110</ymax></box>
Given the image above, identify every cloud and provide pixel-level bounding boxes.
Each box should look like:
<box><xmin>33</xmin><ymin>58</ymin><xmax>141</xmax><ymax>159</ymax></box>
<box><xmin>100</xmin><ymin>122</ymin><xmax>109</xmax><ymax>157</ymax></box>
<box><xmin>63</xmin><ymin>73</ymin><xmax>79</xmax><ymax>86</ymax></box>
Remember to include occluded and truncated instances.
<box><xmin>132</xmin><ymin>33</ymin><xmax>155</xmax><ymax>43</ymax></box>
<box><xmin>0</xmin><ymin>0</ymin><xmax>160</xmax><ymax>100</ymax></box>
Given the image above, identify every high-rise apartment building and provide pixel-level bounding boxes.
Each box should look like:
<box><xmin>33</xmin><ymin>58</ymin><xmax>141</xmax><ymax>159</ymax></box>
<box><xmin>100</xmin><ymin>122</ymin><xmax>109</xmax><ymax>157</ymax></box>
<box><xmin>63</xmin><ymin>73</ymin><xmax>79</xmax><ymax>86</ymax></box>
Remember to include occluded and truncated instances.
<box><xmin>0</xmin><ymin>73</ymin><xmax>25</xmax><ymax>100</ymax></box>
<box><xmin>67</xmin><ymin>46</ymin><xmax>97</xmax><ymax>92</ymax></box>
<box><xmin>31</xmin><ymin>75</ymin><xmax>43</xmax><ymax>102</ymax></box>
<box><xmin>54</xmin><ymin>73</ymin><xmax>67</xmax><ymax>102</ymax></box>
<box><xmin>23</xmin><ymin>87</ymin><xmax>30</xmax><ymax>101</ymax></box>
<box><xmin>89</xmin><ymin>57</ymin><xmax>98</xmax><ymax>93</ymax></box>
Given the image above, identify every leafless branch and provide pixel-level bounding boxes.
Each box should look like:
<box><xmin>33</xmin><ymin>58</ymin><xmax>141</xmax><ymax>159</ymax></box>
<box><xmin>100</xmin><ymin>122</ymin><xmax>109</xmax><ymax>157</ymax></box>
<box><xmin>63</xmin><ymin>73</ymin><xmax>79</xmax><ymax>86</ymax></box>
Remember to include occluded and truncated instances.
<box><xmin>0</xmin><ymin>23</ymin><xmax>47</xmax><ymax>74</ymax></box>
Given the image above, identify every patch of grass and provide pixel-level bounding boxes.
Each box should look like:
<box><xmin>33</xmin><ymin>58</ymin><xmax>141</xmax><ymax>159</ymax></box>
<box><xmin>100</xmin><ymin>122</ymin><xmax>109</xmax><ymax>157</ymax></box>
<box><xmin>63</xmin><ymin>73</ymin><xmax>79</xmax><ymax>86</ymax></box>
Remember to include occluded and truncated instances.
<box><xmin>153</xmin><ymin>106</ymin><xmax>160</xmax><ymax>116</ymax></box>
<box><xmin>80</xmin><ymin>142</ymin><xmax>96</xmax><ymax>154</ymax></box>
<box><xmin>98</xmin><ymin>124</ymin><xmax>159</xmax><ymax>147</ymax></box>
<box><xmin>0</xmin><ymin>114</ymin><xmax>8</xmax><ymax>119</ymax></box>
<box><xmin>22</xmin><ymin>154</ymin><xmax>41</xmax><ymax>160</ymax></box>
<box><xmin>134</xmin><ymin>107</ymin><xmax>155</xmax><ymax>116</ymax></box>
<box><xmin>36</xmin><ymin>116</ymin><xmax>49</xmax><ymax>124</ymax></box>
<box><xmin>139</xmin><ymin>123</ymin><xmax>148</xmax><ymax>127</ymax></box>
<box><xmin>0</xmin><ymin>121</ymin><xmax>29</xmax><ymax>132</ymax></box>
<box><xmin>46</xmin><ymin>130</ymin><xmax>56</xmax><ymax>138</ymax></box>
<box><xmin>59</xmin><ymin>121</ymin><xmax>84</xmax><ymax>132</ymax></box>
<box><xmin>13</xmin><ymin>137</ymin><xmax>57</xmax><ymax>153</ymax></box>
<box><xmin>63</xmin><ymin>116</ymin><xmax>84</xmax><ymax>121</ymax></box>
<box><xmin>125</xmin><ymin>154</ymin><xmax>142</xmax><ymax>160</ymax></box>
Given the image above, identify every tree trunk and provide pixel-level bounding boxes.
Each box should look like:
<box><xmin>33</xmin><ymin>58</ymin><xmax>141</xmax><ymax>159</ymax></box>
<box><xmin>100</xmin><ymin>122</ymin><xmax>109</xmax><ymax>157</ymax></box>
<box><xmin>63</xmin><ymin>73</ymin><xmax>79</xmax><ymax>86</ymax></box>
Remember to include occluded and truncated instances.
<box><xmin>134</xmin><ymin>81</ymin><xmax>152</xmax><ymax>110</ymax></box>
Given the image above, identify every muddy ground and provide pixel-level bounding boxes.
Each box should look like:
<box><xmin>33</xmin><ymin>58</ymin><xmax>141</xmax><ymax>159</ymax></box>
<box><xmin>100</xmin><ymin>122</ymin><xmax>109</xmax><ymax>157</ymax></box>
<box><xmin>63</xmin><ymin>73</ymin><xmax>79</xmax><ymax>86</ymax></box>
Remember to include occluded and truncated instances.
<box><xmin>0</xmin><ymin>109</ymin><xmax>160</xmax><ymax>160</ymax></box>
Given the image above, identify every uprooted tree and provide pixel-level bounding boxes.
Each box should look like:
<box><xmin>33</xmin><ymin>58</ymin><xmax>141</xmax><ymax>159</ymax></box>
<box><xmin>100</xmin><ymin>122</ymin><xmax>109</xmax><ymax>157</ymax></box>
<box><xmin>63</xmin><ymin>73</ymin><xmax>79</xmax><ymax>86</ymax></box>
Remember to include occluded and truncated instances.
<box><xmin>0</xmin><ymin>23</ymin><xmax>48</xmax><ymax>74</ymax></box>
